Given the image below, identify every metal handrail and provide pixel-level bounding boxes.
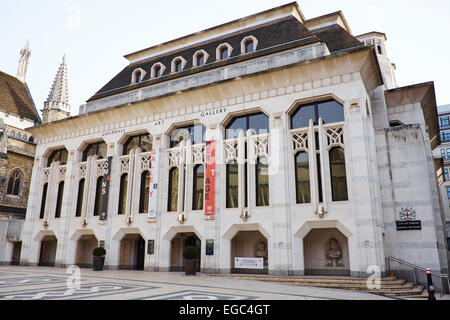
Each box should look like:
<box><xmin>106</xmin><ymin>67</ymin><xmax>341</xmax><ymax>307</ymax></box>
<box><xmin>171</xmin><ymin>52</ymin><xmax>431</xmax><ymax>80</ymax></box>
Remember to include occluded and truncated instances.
<box><xmin>386</xmin><ymin>256</ymin><xmax>450</xmax><ymax>295</ymax></box>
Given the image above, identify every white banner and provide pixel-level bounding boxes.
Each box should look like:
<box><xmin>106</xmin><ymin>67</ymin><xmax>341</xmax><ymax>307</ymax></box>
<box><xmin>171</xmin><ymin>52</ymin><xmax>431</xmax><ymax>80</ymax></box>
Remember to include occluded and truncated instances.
<box><xmin>234</xmin><ymin>257</ymin><xmax>264</xmax><ymax>269</ymax></box>
<box><xmin>147</xmin><ymin>148</ymin><xmax>159</xmax><ymax>218</ymax></box>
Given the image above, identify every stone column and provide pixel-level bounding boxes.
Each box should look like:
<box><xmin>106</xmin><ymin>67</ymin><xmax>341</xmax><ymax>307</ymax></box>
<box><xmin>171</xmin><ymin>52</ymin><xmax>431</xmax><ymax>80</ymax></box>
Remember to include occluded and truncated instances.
<box><xmin>56</xmin><ymin>148</ymin><xmax>76</xmax><ymax>267</ymax></box>
<box><xmin>268</xmin><ymin>113</ymin><xmax>292</xmax><ymax>275</ymax></box>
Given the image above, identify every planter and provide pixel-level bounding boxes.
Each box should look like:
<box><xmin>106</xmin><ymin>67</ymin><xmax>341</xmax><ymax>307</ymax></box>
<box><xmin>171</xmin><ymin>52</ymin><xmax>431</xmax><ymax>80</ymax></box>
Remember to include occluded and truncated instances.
<box><xmin>93</xmin><ymin>256</ymin><xmax>105</xmax><ymax>271</ymax></box>
<box><xmin>184</xmin><ymin>259</ymin><xmax>198</xmax><ymax>275</ymax></box>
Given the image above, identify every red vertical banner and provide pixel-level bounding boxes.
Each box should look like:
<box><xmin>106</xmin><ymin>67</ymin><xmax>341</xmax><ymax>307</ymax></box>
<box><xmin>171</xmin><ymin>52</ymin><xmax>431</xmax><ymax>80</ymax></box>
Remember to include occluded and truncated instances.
<box><xmin>205</xmin><ymin>140</ymin><xmax>216</xmax><ymax>216</ymax></box>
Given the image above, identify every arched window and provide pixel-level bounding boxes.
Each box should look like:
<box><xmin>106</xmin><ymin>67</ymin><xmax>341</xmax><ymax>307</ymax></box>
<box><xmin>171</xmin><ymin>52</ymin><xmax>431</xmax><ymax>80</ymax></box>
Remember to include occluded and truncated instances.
<box><xmin>255</xmin><ymin>157</ymin><xmax>269</xmax><ymax>206</ymax></box>
<box><xmin>9</xmin><ymin>130</ymin><xmax>14</xmax><ymax>137</ymax></box>
<box><xmin>93</xmin><ymin>176</ymin><xmax>104</xmax><ymax>216</ymax></box>
<box><xmin>192</xmin><ymin>164</ymin><xmax>204</xmax><ymax>210</ymax></box>
<box><xmin>82</xmin><ymin>141</ymin><xmax>107</xmax><ymax>162</ymax></box>
<box><xmin>167</xmin><ymin>167</ymin><xmax>179</xmax><ymax>212</ymax></box>
<box><xmin>39</xmin><ymin>183</ymin><xmax>48</xmax><ymax>219</ymax></box>
<box><xmin>226</xmin><ymin>160</ymin><xmax>238</xmax><ymax>208</ymax></box>
<box><xmin>15</xmin><ymin>132</ymin><xmax>21</xmax><ymax>139</ymax></box>
<box><xmin>118</xmin><ymin>174</ymin><xmax>128</xmax><ymax>215</ymax></box>
<box><xmin>22</xmin><ymin>134</ymin><xmax>27</xmax><ymax>141</ymax></box>
<box><xmin>291</xmin><ymin>100</ymin><xmax>344</xmax><ymax>129</ymax></box>
<box><xmin>75</xmin><ymin>179</ymin><xmax>85</xmax><ymax>217</ymax></box>
<box><xmin>170</xmin><ymin>123</ymin><xmax>205</xmax><ymax>148</ymax></box>
<box><xmin>294</xmin><ymin>152</ymin><xmax>310</xmax><ymax>204</ymax></box>
<box><xmin>139</xmin><ymin>171</ymin><xmax>150</xmax><ymax>213</ymax></box>
<box><xmin>47</xmin><ymin>149</ymin><xmax>68</xmax><ymax>167</ymax></box>
<box><xmin>7</xmin><ymin>170</ymin><xmax>21</xmax><ymax>196</ymax></box>
<box><xmin>225</xmin><ymin>112</ymin><xmax>269</xmax><ymax>139</ymax></box>
<box><xmin>329</xmin><ymin>147</ymin><xmax>348</xmax><ymax>201</ymax></box>
<box><xmin>55</xmin><ymin>181</ymin><xmax>64</xmax><ymax>218</ymax></box>
<box><xmin>123</xmin><ymin>133</ymin><xmax>152</xmax><ymax>155</ymax></box>
<box><xmin>28</xmin><ymin>136</ymin><xmax>34</xmax><ymax>143</ymax></box>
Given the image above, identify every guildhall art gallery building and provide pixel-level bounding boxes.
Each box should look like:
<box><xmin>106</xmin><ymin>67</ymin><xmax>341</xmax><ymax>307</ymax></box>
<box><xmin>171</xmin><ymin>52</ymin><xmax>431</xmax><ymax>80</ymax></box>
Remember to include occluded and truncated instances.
<box><xmin>18</xmin><ymin>3</ymin><xmax>449</xmax><ymax>284</ymax></box>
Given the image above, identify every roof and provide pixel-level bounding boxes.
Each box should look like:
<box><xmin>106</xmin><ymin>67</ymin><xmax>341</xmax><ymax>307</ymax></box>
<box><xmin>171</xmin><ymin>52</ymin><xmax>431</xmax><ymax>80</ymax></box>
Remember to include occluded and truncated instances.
<box><xmin>385</xmin><ymin>82</ymin><xmax>440</xmax><ymax>149</ymax></box>
<box><xmin>87</xmin><ymin>16</ymin><xmax>362</xmax><ymax>103</ymax></box>
<box><xmin>0</xmin><ymin>71</ymin><xmax>41</xmax><ymax>124</ymax></box>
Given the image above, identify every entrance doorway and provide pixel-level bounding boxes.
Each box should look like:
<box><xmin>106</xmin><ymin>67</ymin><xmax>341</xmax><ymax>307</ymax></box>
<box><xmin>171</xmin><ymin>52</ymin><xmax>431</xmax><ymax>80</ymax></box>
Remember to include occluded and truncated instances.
<box><xmin>11</xmin><ymin>241</ymin><xmax>21</xmax><ymax>265</ymax></box>
<box><xmin>231</xmin><ymin>231</ymin><xmax>268</xmax><ymax>274</ymax></box>
<box><xmin>39</xmin><ymin>235</ymin><xmax>57</xmax><ymax>266</ymax></box>
<box><xmin>119</xmin><ymin>234</ymin><xmax>145</xmax><ymax>270</ymax></box>
<box><xmin>303</xmin><ymin>228</ymin><xmax>350</xmax><ymax>276</ymax></box>
<box><xmin>170</xmin><ymin>233</ymin><xmax>201</xmax><ymax>272</ymax></box>
<box><xmin>76</xmin><ymin>235</ymin><xmax>98</xmax><ymax>268</ymax></box>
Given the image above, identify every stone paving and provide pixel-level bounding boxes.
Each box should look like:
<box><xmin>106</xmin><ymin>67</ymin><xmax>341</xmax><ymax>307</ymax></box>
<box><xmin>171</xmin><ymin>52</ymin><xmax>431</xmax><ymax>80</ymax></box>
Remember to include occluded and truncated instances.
<box><xmin>0</xmin><ymin>265</ymin><xmax>424</xmax><ymax>300</ymax></box>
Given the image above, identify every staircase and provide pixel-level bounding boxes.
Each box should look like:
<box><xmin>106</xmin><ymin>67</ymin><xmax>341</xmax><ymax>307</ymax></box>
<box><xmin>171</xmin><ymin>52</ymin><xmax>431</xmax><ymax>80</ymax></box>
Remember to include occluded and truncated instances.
<box><xmin>208</xmin><ymin>274</ymin><xmax>424</xmax><ymax>297</ymax></box>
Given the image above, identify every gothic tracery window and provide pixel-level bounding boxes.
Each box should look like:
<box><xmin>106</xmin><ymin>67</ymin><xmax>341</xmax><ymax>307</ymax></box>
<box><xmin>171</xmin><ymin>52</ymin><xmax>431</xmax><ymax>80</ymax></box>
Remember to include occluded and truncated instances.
<box><xmin>82</xmin><ymin>141</ymin><xmax>107</xmax><ymax>162</ymax></box>
<box><xmin>290</xmin><ymin>99</ymin><xmax>346</xmax><ymax>204</ymax></box>
<box><xmin>7</xmin><ymin>170</ymin><xmax>22</xmax><ymax>196</ymax></box>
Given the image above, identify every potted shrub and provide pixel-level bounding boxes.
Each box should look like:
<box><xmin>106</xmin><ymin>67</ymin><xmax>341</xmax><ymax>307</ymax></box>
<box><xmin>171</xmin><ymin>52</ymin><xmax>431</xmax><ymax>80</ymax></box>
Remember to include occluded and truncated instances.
<box><xmin>183</xmin><ymin>246</ymin><xmax>200</xmax><ymax>275</ymax></box>
<box><xmin>92</xmin><ymin>247</ymin><xmax>106</xmax><ymax>271</ymax></box>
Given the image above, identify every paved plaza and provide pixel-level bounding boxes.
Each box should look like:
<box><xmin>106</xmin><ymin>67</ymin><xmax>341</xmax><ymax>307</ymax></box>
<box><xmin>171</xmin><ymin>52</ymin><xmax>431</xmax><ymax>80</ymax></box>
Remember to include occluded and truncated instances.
<box><xmin>0</xmin><ymin>265</ymin><xmax>399</xmax><ymax>300</ymax></box>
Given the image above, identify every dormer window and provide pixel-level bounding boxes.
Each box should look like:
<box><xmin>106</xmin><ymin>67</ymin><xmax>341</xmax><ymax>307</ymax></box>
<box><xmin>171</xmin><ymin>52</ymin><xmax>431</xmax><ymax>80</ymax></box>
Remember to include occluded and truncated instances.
<box><xmin>216</xmin><ymin>43</ymin><xmax>233</xmax><ymax>61</ymax></box>
<box><xmin>135</xmin><ymin>70</ymin><xmax>142</xmax><ymax>81</ymax></box>
<box><xmin>131</xmin><ymin>68</ymin><xmax>146</xmax><ymax>84</ymax></box>
<box><xmin>154</xmin><ymin>65</ymin><xmax>161</xmax><ymax>77</ymax></box>
<box><xmin>151</xmin><ymin>63</ymin><xmax>166</xmax><ymax>79</ymax></box>
<box><xmin>245</xmin><ymin>40</ymin><xmax>254</xmax><ymax>53</ymax></box>
<box><xmin>220</xmin><ymin>47</ymin><xmax>228</xmax><ymax>60</ymax></box>
<box><xmin>241</xmin><ymin>36</ymin><xmax>258</xmax><ymax>54</ymax></box>
<box><xmin>171</xmin><ymin>56</ymin><xmax>187</xmax><ymax>73</ymax></box>
<box><xmin>193</xmin><ymin>50</ymin><xmax>209</xmax><ymax>67</ymax></box>
<box><xmin>175</xmin><ymin>59</ymin><xmax>182</xmax><ymax>72</ymax></box>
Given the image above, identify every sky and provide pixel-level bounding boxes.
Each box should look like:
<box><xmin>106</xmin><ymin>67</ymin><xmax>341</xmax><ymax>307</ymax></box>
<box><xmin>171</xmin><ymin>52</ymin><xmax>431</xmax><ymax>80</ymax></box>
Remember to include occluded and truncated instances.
<box><xmin>1</xmin><ymin>0</ymin><xmax>450</xmax><ymax>117</ymax></box>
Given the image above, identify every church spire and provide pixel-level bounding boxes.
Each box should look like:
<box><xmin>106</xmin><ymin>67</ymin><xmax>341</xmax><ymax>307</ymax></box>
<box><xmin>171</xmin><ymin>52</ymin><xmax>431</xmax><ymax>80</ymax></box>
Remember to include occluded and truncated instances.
<box><xmin>42</xmin><ymin>55</ymin><xmax>70</xmax><ymax>123</ymax></box>
<box><xmin>16</xmin><ymin>40</ymin><xmax>31</xmax><ymax>83</ymax></box>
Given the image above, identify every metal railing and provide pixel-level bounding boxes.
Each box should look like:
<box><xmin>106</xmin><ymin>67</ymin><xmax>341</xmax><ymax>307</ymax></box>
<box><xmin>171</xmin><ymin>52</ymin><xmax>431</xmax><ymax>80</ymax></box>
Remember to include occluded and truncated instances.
<box><xmin>385</xmin><ymin>256</ymin><xmax>450</xmax><ymax>295</ymax></box>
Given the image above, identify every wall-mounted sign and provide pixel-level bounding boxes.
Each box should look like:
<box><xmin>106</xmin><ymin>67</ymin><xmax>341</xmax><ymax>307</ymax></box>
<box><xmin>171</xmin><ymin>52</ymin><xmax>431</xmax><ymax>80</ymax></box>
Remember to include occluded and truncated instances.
<box><xmin>147</xmin><ymin>240</ymin><xmax>154</xmax><ymax>255</ymax></box>
<box><xmin>99</xmin><ymin>156</ymin><xmax>113</xmax><ymax>221</ymax></box>
<box><xmin>206</xmin><ymin>239</ymin><xmax>214</xmax><ymax>256</ymax></box>
<box><xmin>148</xmin><ymin>148</ymin><xmax>160</xmax><ymax>219</ymax></box>
<box><xmin>234</xmin><ymin>257</ymin><xmax>264</xmax><ymax>269</ymax></box>
<box><xmin>396</xmin><ymin>220</ymin><xmax>422</xmax><ymax>231</ymax></box>
<box><xmin>101</xmin><ymin>128</ymin><xmax>125</xmax><ymax>137</ymax></box>
<box><xmin>204</xmin><ymin>140</ymin><xmax>215</xmax><ymax>216</ymax></box>
<box><xmin>200</xmin><ymin>108</ymin><xmax>226</xmax><ymax>118</ymax></box>
<box><xmin>396</xmin><ymin>207</ymin><xmax>421</xmax><ymax>230</ymax></box>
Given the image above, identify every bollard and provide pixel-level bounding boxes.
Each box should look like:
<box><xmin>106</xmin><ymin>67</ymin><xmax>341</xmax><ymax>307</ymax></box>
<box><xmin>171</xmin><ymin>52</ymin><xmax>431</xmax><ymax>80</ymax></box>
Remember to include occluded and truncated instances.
<box><xmin>426</xmin><ymin>268</ymin><xmax>436</xmax><ymax>301</ymax></box>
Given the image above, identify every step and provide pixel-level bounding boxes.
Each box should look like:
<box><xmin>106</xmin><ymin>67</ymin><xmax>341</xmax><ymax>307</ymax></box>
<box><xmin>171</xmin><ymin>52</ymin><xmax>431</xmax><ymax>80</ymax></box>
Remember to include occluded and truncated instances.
<box><xmin>370</xmin><ymin>286</ymin><xmax>424</xmax><ymax>296</ymax></box>
<box><xmin>209</xmin><ymin>274</ymin><xmax>400</xmax><ymax>282</ymax></box>
<box><xmin>210</xmin><ymin>275</ymin><xmax>404</xmax><ymax>285</ymax></box>
<box><xmin>208</xmin><ymin>274</ymin><xmax>424</xmax><ymax>297</ymax></box>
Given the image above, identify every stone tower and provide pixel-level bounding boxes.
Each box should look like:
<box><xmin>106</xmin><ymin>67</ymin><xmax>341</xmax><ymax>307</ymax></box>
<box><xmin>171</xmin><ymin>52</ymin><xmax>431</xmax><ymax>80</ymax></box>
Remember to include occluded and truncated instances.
<box><xmin>42</xmin><ymin>55</ymin><xmax>70</xmax><ymax>123</ymax></box>
<box><xmin>16</xmin><ymin>40</ymin><xmax>31</xmax><ymax>83</ymax></box>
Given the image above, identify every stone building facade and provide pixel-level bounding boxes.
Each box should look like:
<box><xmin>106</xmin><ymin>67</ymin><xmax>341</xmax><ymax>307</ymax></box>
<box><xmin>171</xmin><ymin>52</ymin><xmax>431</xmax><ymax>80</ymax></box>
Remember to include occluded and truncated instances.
<box><xmin>20</xmin><ymin>3</ymin><xmax>449</xmax><ymax>289</ymax></box>
<box><xmin>0</xmin><ymin>41</ymin><xmax>41</xmax><ymax>265</ymax></box>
